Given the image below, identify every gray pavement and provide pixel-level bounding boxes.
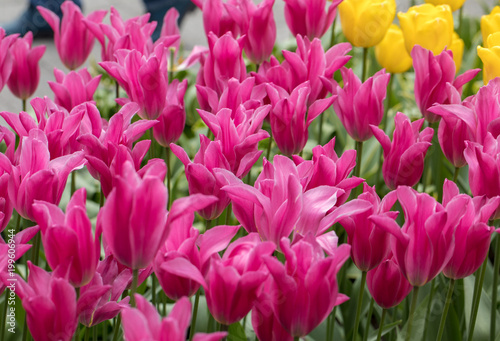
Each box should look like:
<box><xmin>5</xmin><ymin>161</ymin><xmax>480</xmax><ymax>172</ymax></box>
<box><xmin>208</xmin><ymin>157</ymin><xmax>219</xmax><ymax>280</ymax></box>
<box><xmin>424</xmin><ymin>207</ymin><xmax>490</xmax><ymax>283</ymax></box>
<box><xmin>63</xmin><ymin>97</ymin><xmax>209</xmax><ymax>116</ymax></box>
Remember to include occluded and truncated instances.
<box><xmin>0</xmin><ymin>0</ymin><xmax>496</xmax><ymax>115</ymax></box>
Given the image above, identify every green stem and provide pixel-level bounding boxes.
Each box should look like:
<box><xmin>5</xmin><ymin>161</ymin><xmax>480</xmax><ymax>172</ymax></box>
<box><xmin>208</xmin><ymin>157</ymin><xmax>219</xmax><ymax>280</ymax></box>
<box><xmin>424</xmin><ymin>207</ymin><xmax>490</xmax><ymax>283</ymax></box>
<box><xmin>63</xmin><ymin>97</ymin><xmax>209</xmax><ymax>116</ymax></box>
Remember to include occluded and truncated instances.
<box><xmin>422</xmin><ymin>278</ymin><xmax>436</xmax><ymax>341</ymax></box>
<box><xmin>71</xmin><ymin>171</ymin><xmax>76</xmax><ymax>196</ymax></box>
<box><xmin>149</xmin><ymin>128</ymin><xmax>155</xmax><ymax>160</ymax></box>
<box><xmin>354</xmin><ymin>141</ymin><xmax>363</xmax><ymax>179</ymax></box>
<box><xmin>152</xmin><ymin>274</ymin><xmax>157</xmax><ymax>308</ymax></box>
<box><xmin>93</xmin><ymin>325</ymin><xmax>97</xmax><ymax>341</ymax></box>
<box><xmin>383</xmin><ymin>74</ymin><xmax>393</xmax><ymax>132</ymax></box>
<box><xmin>266</xmin><ymin>135</ymin><xmax>273</xmax><ymax>161</ymax></box>
<box><xmin>318</xmin><ymin>112</ymin><xmax>325</xmax><ymax>146</ymax></box>
<box><xmin>130</xmin><ymin>269</ymin><xmax>139</xmax><ymax>308</ymax></box>
<box><xmin>112</xmin><ymin>315</ymin><xmax>121</xmax><ymax>341</ymax></box>
<box><xmin>406</xmin><ymin>286</ymin><xmax>420</xmax><ymax>341</ymax></box>
<box><xmin>361</xmin><ymin>48</ymin><xmax>369</xmax><ymax>82</ymax></box>
<box><xmin>329</xmin><ymin>17</ymin><xmax>337</xmax><ymax>48</ymax></box>
<box><xmin>205</xmin><ymin>219</ymin><xmax>212</xmax><ymax>231</ymax></box>
<box><xmin>491</xmin><ymin>236</ymin><xmax>500</xmax><ymax>341</ymax></box>
<box><xmin>225</xmin><ymin>203</ymin><xmax>232</xmax><ymax>225</ymax></box>
<box><xmin>115</xmin><ymin>81</ymin><xmax>120</xmax><ymax>100</ymax></box>
<box><xmin>437</xmin><ymin>279</ymin><xmax>456</xmax><ymax>341</ymax></box>
<box><xmin>363</xmin><ymin>298</ymin><xmax>375</xmax><ymax>341</ymax></box>
<box><xmin>84</xmin><ymin>327</ymin><xmax>90</xmax><ymax>341</ymax></box>
<box><xmin>453</xmin><ymin>167</ymin><xmax>460</xmax><ymax>183</ymax></box>
<box><xmin>168</xmin><ymin>47</ymin><xmax>175</xmax><ymax>83</ymax></box>
<box><xmin>189</xmin><ymin>290</ymin><xmax>201</xmax><ymax>341</ymax></box>
<box><xmin>14</xmin><ymin>212</ymin><xmax>21</xmax><ymax>234</ymax></box>
<box><xmin>376</xmin><ymin>309</ymin><xmax>387</xmax><ymax>341</ymax></box>
<box><xmin>22</xmin><ymin>99</ymin><xmax>26</xmax><ymax>112</ymax></box>
<box><xmin>468</xmin><ymin>257</ymin><xmax>488</xmax><ymax>341</ymax></box>
<box><xmin>0</xmin><ymin>292</ymin><xmax>8</xmax><ymax>341</ymax></box>
<box><xmin>21</xmin><ymin>316</ymin><xmax>28</xmax><ymax>341</ymax></box>
<box><xmin>458</xmin><ymin>6</ymin><xmax>463</xmax><ymax>39</ymax></box>
<box><xmin>99</xmin><ymin>186</ymin><xmax>104</xmax><ymax>208</ymax></box>
<box><xmin>329</xmin><ymin>306</ymin><xmax>337</xmax><ymax>341</ymax></box>
<box><xmin>32</xmin><ymin>230</ymin><xmax>41</xmax><ymax>267</ymax></box>
<box><xmin>352</xmin><ymin>271</ymin><xmax>367</xmax><ymax>341</ymax></box>
<box><xmin>166</xmin><ymin>147</ymin><xmax>172</xmax><ymax>209</ymax></box>
<box><xmin>207</xmin><ymin>312</ymin><xmax>215</xmax><ymax>333</ymax></box>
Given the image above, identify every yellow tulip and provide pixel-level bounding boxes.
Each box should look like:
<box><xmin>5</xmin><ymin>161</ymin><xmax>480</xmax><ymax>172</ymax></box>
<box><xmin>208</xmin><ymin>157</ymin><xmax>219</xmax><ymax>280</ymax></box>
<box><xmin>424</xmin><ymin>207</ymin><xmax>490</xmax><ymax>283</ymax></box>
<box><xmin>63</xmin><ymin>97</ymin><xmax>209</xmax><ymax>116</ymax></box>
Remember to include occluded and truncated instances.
<box><xmin>338</xmin><ymin>0</ymin><xmax>396</xmax><ymax>48</ymax></box>
<box><xmin>375</xmin><ymin>24</ymin><xmax>413</xmax><ymax>73</ymax></box>
<box><xmin>424</xmin><ymin>0</ymin><xmax>466</xmax><ymax>12</ymax></box>
<box><xmin>478</xmin><ymin>32</ymin><xmax>500</xmax><ymax>84</ymax></box>
<box><xmin>481</xmin><ymin>6</ymin><xmax>500</xmax><ymax>45</ymax></box>
<box><xmin>398</xmin><ymin>4</ymin><xmax>454</xmax><ymax>56</ymax></box>
<box><xmin>450</xmin><ymin>32</ymin><xmax>464</xmax><ymax>71</ymax></box>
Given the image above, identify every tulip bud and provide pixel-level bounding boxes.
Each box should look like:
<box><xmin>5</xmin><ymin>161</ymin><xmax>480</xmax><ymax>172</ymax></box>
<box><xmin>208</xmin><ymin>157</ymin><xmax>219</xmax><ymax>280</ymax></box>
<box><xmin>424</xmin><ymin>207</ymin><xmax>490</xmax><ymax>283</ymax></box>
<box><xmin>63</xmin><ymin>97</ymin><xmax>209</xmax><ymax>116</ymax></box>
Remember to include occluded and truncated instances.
<box><xmin>481</xmin><ymin>6</ymin><xmax>500</xmax><ymax>46</ymax></box>
<box><xmin>375</xmin><ymin>24</ymin><xmax>413</xmax><ymax>74</ymax></box>
<box><xmin>398</xmin><ymin>4</ymin><xmax>454</xmax><ymax>56</ymax></box>
<box><xmin>478</xmin><ymin>32</ymin><xmax>500</xmax><ymax>85</ymax></box>
<box><xmin>424</xmin><ymin>0</ymin><xmax>466</xmax><ymax>12</ymax></box>
<box><xmin>338</xmin><ymin>0</ymin><xmax>396</xmax><ymax>48</ymax></box>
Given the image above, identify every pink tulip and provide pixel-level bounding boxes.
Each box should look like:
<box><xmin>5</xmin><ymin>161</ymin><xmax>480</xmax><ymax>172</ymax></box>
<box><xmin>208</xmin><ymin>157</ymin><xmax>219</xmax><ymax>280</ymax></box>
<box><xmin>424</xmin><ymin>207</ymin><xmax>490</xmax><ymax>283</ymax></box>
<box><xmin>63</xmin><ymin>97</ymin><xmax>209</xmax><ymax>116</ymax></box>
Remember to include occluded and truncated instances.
<box><xmin>38</xmin><ymin>1</ymin><xmax>106</xmax><ymax>70</ymax></box>
<box><xmin>442</xmin><ymin>180</ymin><xmax>500</xmax><ymax>279</ymax></box>
<box><xmin>100</xmin><ymin>44</ymin><xmax>169</xmax><ymax>120</ymax></box>
<box><xmin>48</xmin><ymin>67</ymin><xmax>101</xmax><ymax>111</ymax></box>
<box><xmin>284</xmin><ymin>0</ymin><xmax>341</xmax><ymax>39</ymax></box>
<box><xmin>198</xmin><ymin>105</ymin><xmax>270</xmax><ymax>177</ymax></box>
<box><xmin>366</xmin><ymin>255</ymin><xmax>412</xmax><ymax>309</ymax></box>
<box><xmin>371</xmin><ymin>186</ymin><xmax>464</xmax><ymax>287</ymax></box>
<box><xmin>256</xmin><ymin>35</ymin><xmax>351</xmax><ymax>105</ymax></box>
<box><xmin>97</xmin><ymin>160</ymin><xmax>168</xmax><ymax>270</ymax></box>
<box><xmin>264</xmin><ymin>235</ymin><xmax>350</xmax><ymax>337</ymax></box>
<box><xmin>0</xmin><ymin>28</ymin><xmax>17</xmax><ymax>93</ymax></box>
<box><xmin>192</xmin><ymin>0</ymin><xmax>242</xmax><ymax>38</ymax></box>
<box><xmin>332</xmin><ymin>68</ymin><xmax>390</xmax><ymax>142</ymax></box>
<box><xmin>84</xmin><ymin>7</ymin><xmax>156</xmax><ymax>62</ymax></box>
<box><xmin>0</xmin><ymin>148</ymin><xmax>13</xmax><ymax>232</ymax></box>
<box><xmin>8</xmin><ymin>129</ymin><xmax>85</xmax><ymax>221</ymax></box>
<box><xmin>205</xmin><ymin>233</ymin><xmax>274</xmax><ymax>325</ymax></box>
<box><xmin>294</xmin><ymin>137</ymin><xmax>364</xmax><ymax>205</ymax></box>
<box><xmin>337</xmin><ymin>184</ymin><xmax>398</xmax><ymax>271</ymax></box>
<box><xmin>32</xmin><ymin>188</ymin><xmax>100</xmax><ymax>287</ymax></box>
<box><xmin>267</xmin><ymin>81</ymin><xmax>335</xmax><ymax>156</ymax></box>
<box><xmin>7</xmin><ymin>32</ymin><xmax>45</xmax><ymax>100</ymax></box>
<box><xmin>252</xmin><ymin>287</ymin><xmax>293</xmax><ymax>341</ymax></box>
<box><xmin>230</xmin><ymin>0</ymin><xmax>276</xmax><ymax>64</ymax></box>
<box><xmin>14</xmin><ymin>262</ymin><xmax>77</xmax><ymax>341</ymax></box>
<box><xmin>197</xmin><ymin>32</ymin><xmax>247</xmax><ymax>97</ymax></box>
<box><xmin>170</xmin><ymin>136</ymin><xmax>231</xmax><ymax>220</ymax></box>
<box><xmin>122</xmin><ymin>294</ymin><xmax>227</xmax><ymax>341</ymax></box>
<box><xmin>77</xmin><ymin>256</ymin><xmax>131</xmax><ymax>327</ymax></box>
<box><xmin>371</xmin><ymin>112</ymin><xmax>433</xmax><ymax>190</ymax></box>
<box><xmin>152</xmin><ymin>79</ymin><xmax>187</xmax><ymax>147</ymax></box>
<box><xmin>412</xmin><ymin>45</ymin><xmax>479</xmax><ymax>123</ymax></box>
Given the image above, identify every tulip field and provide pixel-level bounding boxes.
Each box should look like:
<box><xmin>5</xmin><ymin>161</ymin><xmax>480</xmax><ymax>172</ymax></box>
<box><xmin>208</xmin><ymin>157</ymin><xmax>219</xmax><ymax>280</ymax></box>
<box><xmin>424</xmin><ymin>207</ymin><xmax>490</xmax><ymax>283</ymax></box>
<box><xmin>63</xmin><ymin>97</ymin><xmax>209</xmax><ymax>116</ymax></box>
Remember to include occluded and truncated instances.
<box><xmin>2</xmin><ymin>0</ymin><xmax>500</xmax><ymax>340</ymax></box>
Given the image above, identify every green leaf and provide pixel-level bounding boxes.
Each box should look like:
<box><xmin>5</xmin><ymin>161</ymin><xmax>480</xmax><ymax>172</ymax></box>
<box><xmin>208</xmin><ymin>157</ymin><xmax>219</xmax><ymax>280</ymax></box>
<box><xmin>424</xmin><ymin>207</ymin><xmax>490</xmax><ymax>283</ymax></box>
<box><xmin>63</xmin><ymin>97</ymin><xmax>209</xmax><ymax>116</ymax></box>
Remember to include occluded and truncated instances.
<box><xmin>227</xmin><ymin>321</ymin><xmax>246</xmax><ymax>341</ymax></box>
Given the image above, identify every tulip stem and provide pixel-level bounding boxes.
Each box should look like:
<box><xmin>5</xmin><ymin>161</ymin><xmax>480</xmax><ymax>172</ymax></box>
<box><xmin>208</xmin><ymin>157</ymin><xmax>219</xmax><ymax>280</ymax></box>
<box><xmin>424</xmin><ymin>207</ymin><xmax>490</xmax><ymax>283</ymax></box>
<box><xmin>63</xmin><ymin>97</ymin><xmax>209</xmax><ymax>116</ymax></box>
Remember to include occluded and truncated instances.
<box><xmin>318</xmin><ymin>112</ymin><xmax>325</xmax><ymax>146</ymax></box>
<box><xmin>383</xmin><ymin>74</ymin><xmax>393</xmax><ymax>132</ymax></box>
<box><xmin>458</xmin><ymin>6</ymin><xmax>464</xmax><ymax>39</ymax></box>
<box><xmin>468</xmin><ymin>256</ymin><xmax>488</xmax><ymax>341</ymax></box>
<box><xmin>15</xmin><ymin>212</ymin><xmax>21</xmax><ymax>234</ymax></box>
<box><xmin>152</xmin><ymin>274</ymin><xmax>157</xmax><ymax>307</ymax></box>
<box><xmin>354</xmin><ymin>141</ymin><xmax>364</xmax><ymax>186</ymax></box>
<box><xmin>406</xmin><ymin>286</ymin><xmax>420</xmax><ymax>341</ymax></box>
<box><xmin>71</xmin><ymin>171</ymin><xmax>76</xmax><ymax>196</ymax></box>
<box><xmin>168</xmin><ymin>47</ymin><xmax>175</xmax><ymax>83</ymax></box>
<box><xmin>453</xmin><ymin>167</ymin><xmax>460</xmax><ymax>183</ymax></box>
<box><xmin>363</xmin><ymin>298</ymin><xmax>375</xmax><ymax>341</ymax></box>
<box><xmin>491</xmin><ymin>235</ymin><xmax>500</xmax><ymax>341</ymax></box>
<box><xmin>266</xmin><ymin>135</ymin><xmax>273</xmax><ymax>161</ymax></box>
<box><xmin>166</xmin><ymin>147</ymin><xmax>172</xmax><ymax>209</ymax></box>
<box><xmin>115</xmin><ymin>81</ymin><xmax>120</xmax><ymax>101</ymax></box>
<box><xmin>361</xmin><ymin>48</ymin><xmax>369</xmax><ymax>82</ymax></box>
<box><xmin>1</xmin><ymin>290</ymin><xmax>8</xmax><ymax>341</ymax></box>
<box><xmin>189</xmin><ymin>290</ymin><xmax>200</xmax><ymax>341</ymax></box>
<box><xmin>32</xmin><ymin>230</ymin><xmax>41</xmax><ymax>267</ymax></box>
<box><xmin>329</xmin><ymin>17</ymin><xmax>337</xmax><ymax>48</ymax></box>
<box><xmin>352</xmin><ymin>271</ymin><xmax>367</xmax><ymax>341</ymax></box>
<box><xmin>422</xmin><ymin>278</ymin><xmax>436</xmax><ymax>341</ymax></box>
<box><xmin>130</xmin><ymin>269</ymin><xmax>139</xmax><ymax>308</ymax></box>
<box><xmin>437</xmin><ymin>279</ymin><xmax>455</xmax><ymax>341</ymax></box>
<box><xmin>149</xmin><ymin>128</ymin><xmax>155</xmax><ymax>159</ymax></box>
<box><xmin>225</xmin><ymin>203</ymin><xmax>232</xmax><ymax>225</ymax></box>
<box><xmin>22</xmin><ymin>99</ymin><xmax>26</xmax><ymax>112</ymax></box>
<box><xmin>112</xmin><ymin>315</ymin><xmax>121</xmax><ymax>341</ymax></box>
<box><xmin>376</xmin><ymin>309</ymin><xmax>387</xmax><ymax>341</ymax></box>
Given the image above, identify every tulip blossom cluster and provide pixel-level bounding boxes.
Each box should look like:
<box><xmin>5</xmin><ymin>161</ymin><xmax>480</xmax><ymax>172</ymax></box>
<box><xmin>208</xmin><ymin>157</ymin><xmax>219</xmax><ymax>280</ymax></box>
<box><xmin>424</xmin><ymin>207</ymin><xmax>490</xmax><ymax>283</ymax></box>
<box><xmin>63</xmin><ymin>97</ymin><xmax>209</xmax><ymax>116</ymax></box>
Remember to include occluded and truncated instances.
<box><xmin>2</xmin><ymin>1</ymin><xmax>500</xmax><ymax>341</ymax></box>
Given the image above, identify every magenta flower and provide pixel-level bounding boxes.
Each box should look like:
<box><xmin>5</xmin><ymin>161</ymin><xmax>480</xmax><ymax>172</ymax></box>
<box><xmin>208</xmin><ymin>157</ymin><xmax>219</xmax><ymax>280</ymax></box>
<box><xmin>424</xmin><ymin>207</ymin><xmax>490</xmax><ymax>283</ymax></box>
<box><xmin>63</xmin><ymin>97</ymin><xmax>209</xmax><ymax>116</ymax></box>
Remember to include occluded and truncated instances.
<box><xmin>412</xmin><ymin>45</ymin><xmax>479</xmax><ymax>123</ymax></box>
<box><xmin>366</xmin><ymin>255</ymin><xmax>412</xmax><ymax>309</ymax></box>
<box><xmin>337</xmin><ymin>184</ymin><xmax>398</xmax><ymax>271</ymax></box>
<box><xmin>192</xmin><ymin>0</ymin><xmax>242</xmax><ymax>38</ymax></box>
<box><xmin>100</xmin><ymin>44</ymin><xmax>169</xmax><ymax>120</ymax></box>
<box><xmin>38</xmin><ymin>1</ymin><xmax>106</xmax><ymax>70</ymax></box>
<box><xmin>371</xmin><ymin>112</ymin><xmax>433</xmax><ymax>190</ymax></box>
<box><xmin>32</xmin><ymin>188</ymin><xmax>100</xmax><ymax>287</ymax></box>
<box><xmin>442</xmin><ymin>180</ymin><xmax>500</xmax><ymax>279</ymax></box>
<box><xmin>152</xmin><ymin>79</ymin><xmax>187</xmax><ymax>147</ymax></box>
<box><xmin>97</xmin><ymin>160</ymin><xmax>168</xmax><ymax>270</ymax></box>
<box><xmin>267</xmin><ymin>81</ymin><xmax>335</xmax><ymax>156</ymax></box>
<box><xmin>0</xmin><ymin>150</ymin><xmax>13</xmax><ymax>232</ymax></box>
<box><xmin>122</xmin><ymin>294</ymin><xmax>227</xmax><ymax>341</ymax></box>
<box><xmin>0</xmin><ymin>28</ymin><xmax>16</xmax><ymax>93</ymax></box>
<box><xmin>7</xmin><ymin>32</ymin><xmax>45</xmax><ymax>100</ymax></box>
<box><xmin>371</xmin><ymin>186</ymin><xmax>462</xmax><ymax>287</ymax></box>
<box><xmin>48</xmin><ymin>67</ymin><xmax>101</xmax><ymax>111</ymax></box>
<box><xmin>252</xmin><ymin>287</ymin><xmax>293</xmax><ymax>341</ymax></box>
<box><xmin>198</xmin><ymin>32</ymin><xmax>247</xmax><ymax>97</ymax></box>
<box><xmin>205</xmin><ymin>234</ymin><xmax>274</xmax><ymax>325</ymax></box>
<box><xmin>8</xmin><ymin>129</ymin><xmax>85</xmax><ymax>221</ymax></box>
<box><xmin>15</xmin><ymin>262</ymin><xmax>77</xmax><ymax>341</ymax></box>
<box><xmin>284</xmin><ymin>0</ymin><xmax>342</xmax><ymax>39</ymax></box>
<box><xmin>264</xmin><ymin>235</ymin><xmax>350</xmax><ymax>337</ymax></box>
<box><xmin>332</xmin><ymin>68</ymin><xmax>390</xmax><ymax>142</ymax></box>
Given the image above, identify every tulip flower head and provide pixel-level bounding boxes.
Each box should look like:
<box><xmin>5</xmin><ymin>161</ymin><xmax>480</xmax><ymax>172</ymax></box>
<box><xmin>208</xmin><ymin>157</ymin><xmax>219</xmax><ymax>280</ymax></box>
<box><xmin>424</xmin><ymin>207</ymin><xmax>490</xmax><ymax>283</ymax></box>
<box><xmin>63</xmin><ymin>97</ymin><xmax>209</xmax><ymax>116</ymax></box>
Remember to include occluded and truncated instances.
<box><xmin>38</xmin><ymin>1</ymin><xmax>106</xmax><ymax>70</ymax></box>
<box><xmin>48</xmin><ymin>68</ymin><xmax>101</xmax><ymax>111</ymax></box>
<box><xmin>0</xmin><ymin>28</ymin><xmax>16</xmax><ymax>93</ymax></box>
<box><xmin>481</xmin><ymin>6</ymin><xmax>500</xmax><ymax>45</ymax></box>
<box><xmin>375</xmin><ymin>24</ymin><xmax>413</xmax><ymax>74</ymax></box>
<box><xmin>478</xmin><ymin>32</ymin><xmax>500</xmax><ymax>85</ymax></box>
<box><xmin>339</xmin><ymin>0</ymin><xmax>396</xmax><ymax>47</ymax></box>
<box><xmin>7</xmin><ymin>32</ymin><xmax>45</xmax><ymax>100</ymax></box>
<box><xmin>284</xmin><ymin>0</ymin><xmax>341</xmax><ymax>40</ymax></box>
<box><xmin>398</xmin><ymin>4</ymin><xmax>454</xmax><ymax>56</ymax></box>
<box><xmin>424</xmin><ymin>0</ymin><xmax>466</xmax><ymax>11</ymax></box>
